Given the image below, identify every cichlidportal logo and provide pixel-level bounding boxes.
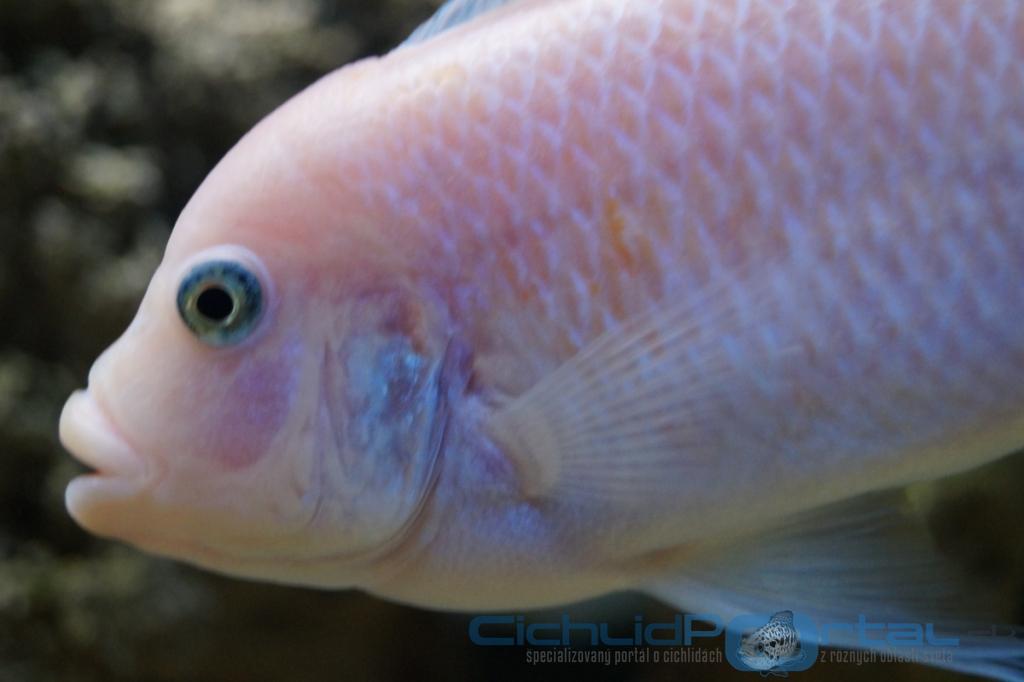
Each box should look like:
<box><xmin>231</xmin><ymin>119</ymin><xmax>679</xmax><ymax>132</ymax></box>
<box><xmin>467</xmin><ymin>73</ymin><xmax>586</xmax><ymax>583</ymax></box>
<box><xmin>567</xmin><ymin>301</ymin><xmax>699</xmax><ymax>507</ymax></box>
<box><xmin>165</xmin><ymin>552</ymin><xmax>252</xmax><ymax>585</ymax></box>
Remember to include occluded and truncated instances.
<box><xmin>726</xmin><ymin>611</ymin><xmax>817</xmax><ymax>676</ymax></box>
<box><xmin>469</xmin><ymin>610</ymin><xmax>962</xmax><ymax>674</ymax></box>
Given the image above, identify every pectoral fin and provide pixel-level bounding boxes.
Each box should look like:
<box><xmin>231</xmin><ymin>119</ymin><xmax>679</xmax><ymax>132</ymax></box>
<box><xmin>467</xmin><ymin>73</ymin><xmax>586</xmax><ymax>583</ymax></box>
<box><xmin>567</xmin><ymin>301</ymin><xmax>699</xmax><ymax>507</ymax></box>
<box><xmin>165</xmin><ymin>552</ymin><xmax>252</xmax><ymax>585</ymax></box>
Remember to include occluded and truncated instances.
<box><xmin>487</xmin><ymin>264</ymin><xmax>801</xmax><ymax>505</ymax></box>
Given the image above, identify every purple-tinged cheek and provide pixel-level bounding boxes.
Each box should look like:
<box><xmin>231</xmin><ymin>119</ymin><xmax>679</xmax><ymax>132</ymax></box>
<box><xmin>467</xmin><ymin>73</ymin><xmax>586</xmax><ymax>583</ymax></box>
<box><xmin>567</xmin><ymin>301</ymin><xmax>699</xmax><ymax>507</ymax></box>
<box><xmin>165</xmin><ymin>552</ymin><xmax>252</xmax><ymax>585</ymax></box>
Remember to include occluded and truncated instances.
<box><xmin>198</xmin><ymin>353</ymin><xmax>298</xmax><ymax>470</ymax></box>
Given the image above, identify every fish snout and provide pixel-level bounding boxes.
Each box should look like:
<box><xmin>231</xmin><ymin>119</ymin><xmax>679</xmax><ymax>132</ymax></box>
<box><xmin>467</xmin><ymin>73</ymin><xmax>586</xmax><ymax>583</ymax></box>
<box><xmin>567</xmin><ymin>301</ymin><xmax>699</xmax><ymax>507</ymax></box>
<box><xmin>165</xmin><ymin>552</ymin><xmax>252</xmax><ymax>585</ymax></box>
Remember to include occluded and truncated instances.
<box><xmin>60</xmin><ymin>390</ymin><xmax>150</xmax><ymax>534</ymax></box>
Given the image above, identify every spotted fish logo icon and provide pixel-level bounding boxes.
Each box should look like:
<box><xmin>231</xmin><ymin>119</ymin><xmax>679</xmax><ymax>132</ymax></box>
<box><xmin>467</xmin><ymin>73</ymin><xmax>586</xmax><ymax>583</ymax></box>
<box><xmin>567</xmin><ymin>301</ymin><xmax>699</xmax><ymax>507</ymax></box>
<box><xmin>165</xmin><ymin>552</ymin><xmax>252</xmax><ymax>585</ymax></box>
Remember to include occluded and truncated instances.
<box><xmin>726</xmin><ymin>611</ymin><xmax>818</xmax><ymax>675</ymax></box>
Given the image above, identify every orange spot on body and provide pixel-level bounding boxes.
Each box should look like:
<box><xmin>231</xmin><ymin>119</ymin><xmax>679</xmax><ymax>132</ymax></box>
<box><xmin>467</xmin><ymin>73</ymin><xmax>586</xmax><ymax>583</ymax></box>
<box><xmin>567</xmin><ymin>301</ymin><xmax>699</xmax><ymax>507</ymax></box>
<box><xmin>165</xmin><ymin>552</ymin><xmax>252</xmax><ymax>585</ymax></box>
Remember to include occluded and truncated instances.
<box><xmin>604</xmin><ymin>198</ymin><xmax>635</xmax><ymax>271</ymax></box>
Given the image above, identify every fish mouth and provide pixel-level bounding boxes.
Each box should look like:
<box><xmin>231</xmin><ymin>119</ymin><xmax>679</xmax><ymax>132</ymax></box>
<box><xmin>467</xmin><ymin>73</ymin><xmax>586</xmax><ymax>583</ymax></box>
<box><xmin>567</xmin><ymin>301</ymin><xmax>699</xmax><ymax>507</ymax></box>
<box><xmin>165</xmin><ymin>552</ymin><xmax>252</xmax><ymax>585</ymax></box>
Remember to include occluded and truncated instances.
<box><xmin>59</xmin><ymin>390</ymin><xmax>149</xmax><ymax>535</ymax></box>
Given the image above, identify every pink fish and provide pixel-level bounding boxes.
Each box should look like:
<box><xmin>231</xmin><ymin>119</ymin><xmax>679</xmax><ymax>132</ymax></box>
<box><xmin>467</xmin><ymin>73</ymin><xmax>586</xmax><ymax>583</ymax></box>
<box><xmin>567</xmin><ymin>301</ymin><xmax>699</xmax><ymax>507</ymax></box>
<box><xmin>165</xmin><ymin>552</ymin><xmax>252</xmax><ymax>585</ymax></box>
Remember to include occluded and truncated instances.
<box><xmin>60</xmin><ymin>0</ymin><xmax>1024</xmax><ymax>678</ymax></box>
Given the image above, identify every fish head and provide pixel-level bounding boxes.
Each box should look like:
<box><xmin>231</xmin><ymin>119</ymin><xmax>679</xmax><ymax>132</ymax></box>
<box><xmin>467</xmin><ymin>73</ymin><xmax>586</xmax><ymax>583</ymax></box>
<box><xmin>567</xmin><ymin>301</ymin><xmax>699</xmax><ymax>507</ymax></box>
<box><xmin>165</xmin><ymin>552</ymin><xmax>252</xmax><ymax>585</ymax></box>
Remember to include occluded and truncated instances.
<box><xmin>58</xmin><ymin>77</ymin><xmax>458</xmax><ymax>585</ymax></box>
<box><xmin>738</xmin><ymin>630</ymin><xmax>778</xmax><ymax>671</ymax></box>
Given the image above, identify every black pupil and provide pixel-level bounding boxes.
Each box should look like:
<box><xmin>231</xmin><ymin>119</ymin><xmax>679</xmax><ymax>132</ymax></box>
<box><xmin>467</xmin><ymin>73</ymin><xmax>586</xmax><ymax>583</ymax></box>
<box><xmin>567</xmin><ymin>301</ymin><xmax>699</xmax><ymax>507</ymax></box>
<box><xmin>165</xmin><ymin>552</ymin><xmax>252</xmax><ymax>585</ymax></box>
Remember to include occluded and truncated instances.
<box><xmin>196</xmin><ymin>285</ymin><xmax>235</xmax><ymax>322</ymax></box>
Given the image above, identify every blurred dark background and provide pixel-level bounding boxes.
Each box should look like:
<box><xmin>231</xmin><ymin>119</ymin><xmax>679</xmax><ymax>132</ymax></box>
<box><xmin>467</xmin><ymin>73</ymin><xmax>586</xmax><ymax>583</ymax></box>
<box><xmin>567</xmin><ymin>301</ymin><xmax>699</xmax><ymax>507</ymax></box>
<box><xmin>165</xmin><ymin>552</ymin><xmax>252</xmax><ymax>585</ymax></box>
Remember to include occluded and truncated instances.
<box><xmin>0</xmin><ymin>1</ymin><xmax>1021</xmax><ymax>680</ymax></box>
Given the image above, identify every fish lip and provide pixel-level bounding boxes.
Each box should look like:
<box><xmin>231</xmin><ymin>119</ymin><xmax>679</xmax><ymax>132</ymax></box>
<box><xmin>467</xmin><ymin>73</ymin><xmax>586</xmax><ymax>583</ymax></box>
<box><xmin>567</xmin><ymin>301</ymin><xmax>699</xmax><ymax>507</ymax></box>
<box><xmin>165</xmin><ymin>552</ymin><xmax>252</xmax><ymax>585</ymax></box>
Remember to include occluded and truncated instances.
<box><xmin>59</xmin><ymin>389</ymin><xmax>144</xmax><ymax>479</ymax></box>
<box><xmin>59</xmin><ymin>389</ymin><xmax>153</xmax><ymax>533</ymax></box>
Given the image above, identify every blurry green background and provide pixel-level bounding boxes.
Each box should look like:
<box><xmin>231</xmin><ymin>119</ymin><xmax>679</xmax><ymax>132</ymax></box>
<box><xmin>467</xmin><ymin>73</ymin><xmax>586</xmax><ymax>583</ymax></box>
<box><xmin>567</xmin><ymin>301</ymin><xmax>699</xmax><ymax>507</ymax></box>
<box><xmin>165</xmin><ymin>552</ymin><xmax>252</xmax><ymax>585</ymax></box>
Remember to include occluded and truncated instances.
<box><xmin>0</xmin><ymin>1</ymin><xmax>1021</xmax><ymax>680</ymax></box>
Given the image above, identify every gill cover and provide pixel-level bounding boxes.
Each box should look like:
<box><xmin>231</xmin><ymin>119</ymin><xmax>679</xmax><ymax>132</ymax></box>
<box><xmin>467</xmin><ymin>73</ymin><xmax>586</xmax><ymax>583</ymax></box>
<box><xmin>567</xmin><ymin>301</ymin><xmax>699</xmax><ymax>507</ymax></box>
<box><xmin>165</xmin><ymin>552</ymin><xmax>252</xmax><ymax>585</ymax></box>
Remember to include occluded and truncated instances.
<box><xmin>314</xmin><ymin>291</ymin><xmax>467</xmax><ymax>557</ymax></box>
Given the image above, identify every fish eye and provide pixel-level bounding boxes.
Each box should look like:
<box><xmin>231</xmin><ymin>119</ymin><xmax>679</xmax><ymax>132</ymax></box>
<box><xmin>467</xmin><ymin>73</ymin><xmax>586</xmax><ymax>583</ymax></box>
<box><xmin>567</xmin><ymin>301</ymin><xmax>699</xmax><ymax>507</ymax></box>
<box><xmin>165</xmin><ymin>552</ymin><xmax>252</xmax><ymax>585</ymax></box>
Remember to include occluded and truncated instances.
<box><xmin>176</xmin><ymin>260</ymin><xmax>264</xmax><ymax>346</ymax></box>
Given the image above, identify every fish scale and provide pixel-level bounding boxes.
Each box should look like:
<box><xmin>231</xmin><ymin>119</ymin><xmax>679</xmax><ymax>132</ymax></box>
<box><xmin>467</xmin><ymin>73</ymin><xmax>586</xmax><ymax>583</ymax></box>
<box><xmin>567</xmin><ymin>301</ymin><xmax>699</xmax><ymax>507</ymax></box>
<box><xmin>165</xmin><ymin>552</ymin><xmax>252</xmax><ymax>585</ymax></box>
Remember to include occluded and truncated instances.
<box><xmin>318</xmin><ymin>0</ymin><xmax>1023</xmax><ymax>586</ymax></box>
<box><xmin>351</xmin><ymin>0</ymin><xmax>1023</xmax><ymax>436</ymax></box>
<box><xmin>371</xmin><ymin>0</ymin><xmax>1024</xmax><ymax>554</ymax></box>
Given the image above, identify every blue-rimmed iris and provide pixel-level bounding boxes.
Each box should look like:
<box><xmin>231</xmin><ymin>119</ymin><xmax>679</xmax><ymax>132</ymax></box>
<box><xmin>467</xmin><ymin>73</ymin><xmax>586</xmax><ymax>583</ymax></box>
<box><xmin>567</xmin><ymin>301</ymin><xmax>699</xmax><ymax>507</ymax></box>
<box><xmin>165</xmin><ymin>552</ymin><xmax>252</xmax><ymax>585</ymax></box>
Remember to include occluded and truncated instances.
<box><xmin>176</xmin><ymin>260</ymin><xmax>263</xmax><ymax>346</ymax></box>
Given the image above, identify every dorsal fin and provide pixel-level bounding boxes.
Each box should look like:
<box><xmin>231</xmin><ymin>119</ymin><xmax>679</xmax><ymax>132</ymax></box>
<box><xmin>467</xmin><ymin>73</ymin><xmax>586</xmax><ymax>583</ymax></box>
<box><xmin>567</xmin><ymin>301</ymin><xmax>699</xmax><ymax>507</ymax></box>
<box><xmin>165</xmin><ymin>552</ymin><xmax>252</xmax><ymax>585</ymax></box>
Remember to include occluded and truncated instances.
<box><xmin>401</xmin><ymin>0</ymin><xmax>521</xmax><ymax>47</ymax></box>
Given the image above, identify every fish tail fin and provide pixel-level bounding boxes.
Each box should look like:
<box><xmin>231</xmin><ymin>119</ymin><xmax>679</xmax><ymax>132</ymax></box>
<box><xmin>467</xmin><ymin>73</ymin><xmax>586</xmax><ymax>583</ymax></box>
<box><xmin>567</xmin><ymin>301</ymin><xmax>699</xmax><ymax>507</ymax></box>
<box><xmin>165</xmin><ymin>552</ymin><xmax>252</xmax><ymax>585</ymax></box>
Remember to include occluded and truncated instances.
<box><xmin>647</xmin><ymin>488</ymin><xmax>1024</xmax><ymax>681</ymax></box>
